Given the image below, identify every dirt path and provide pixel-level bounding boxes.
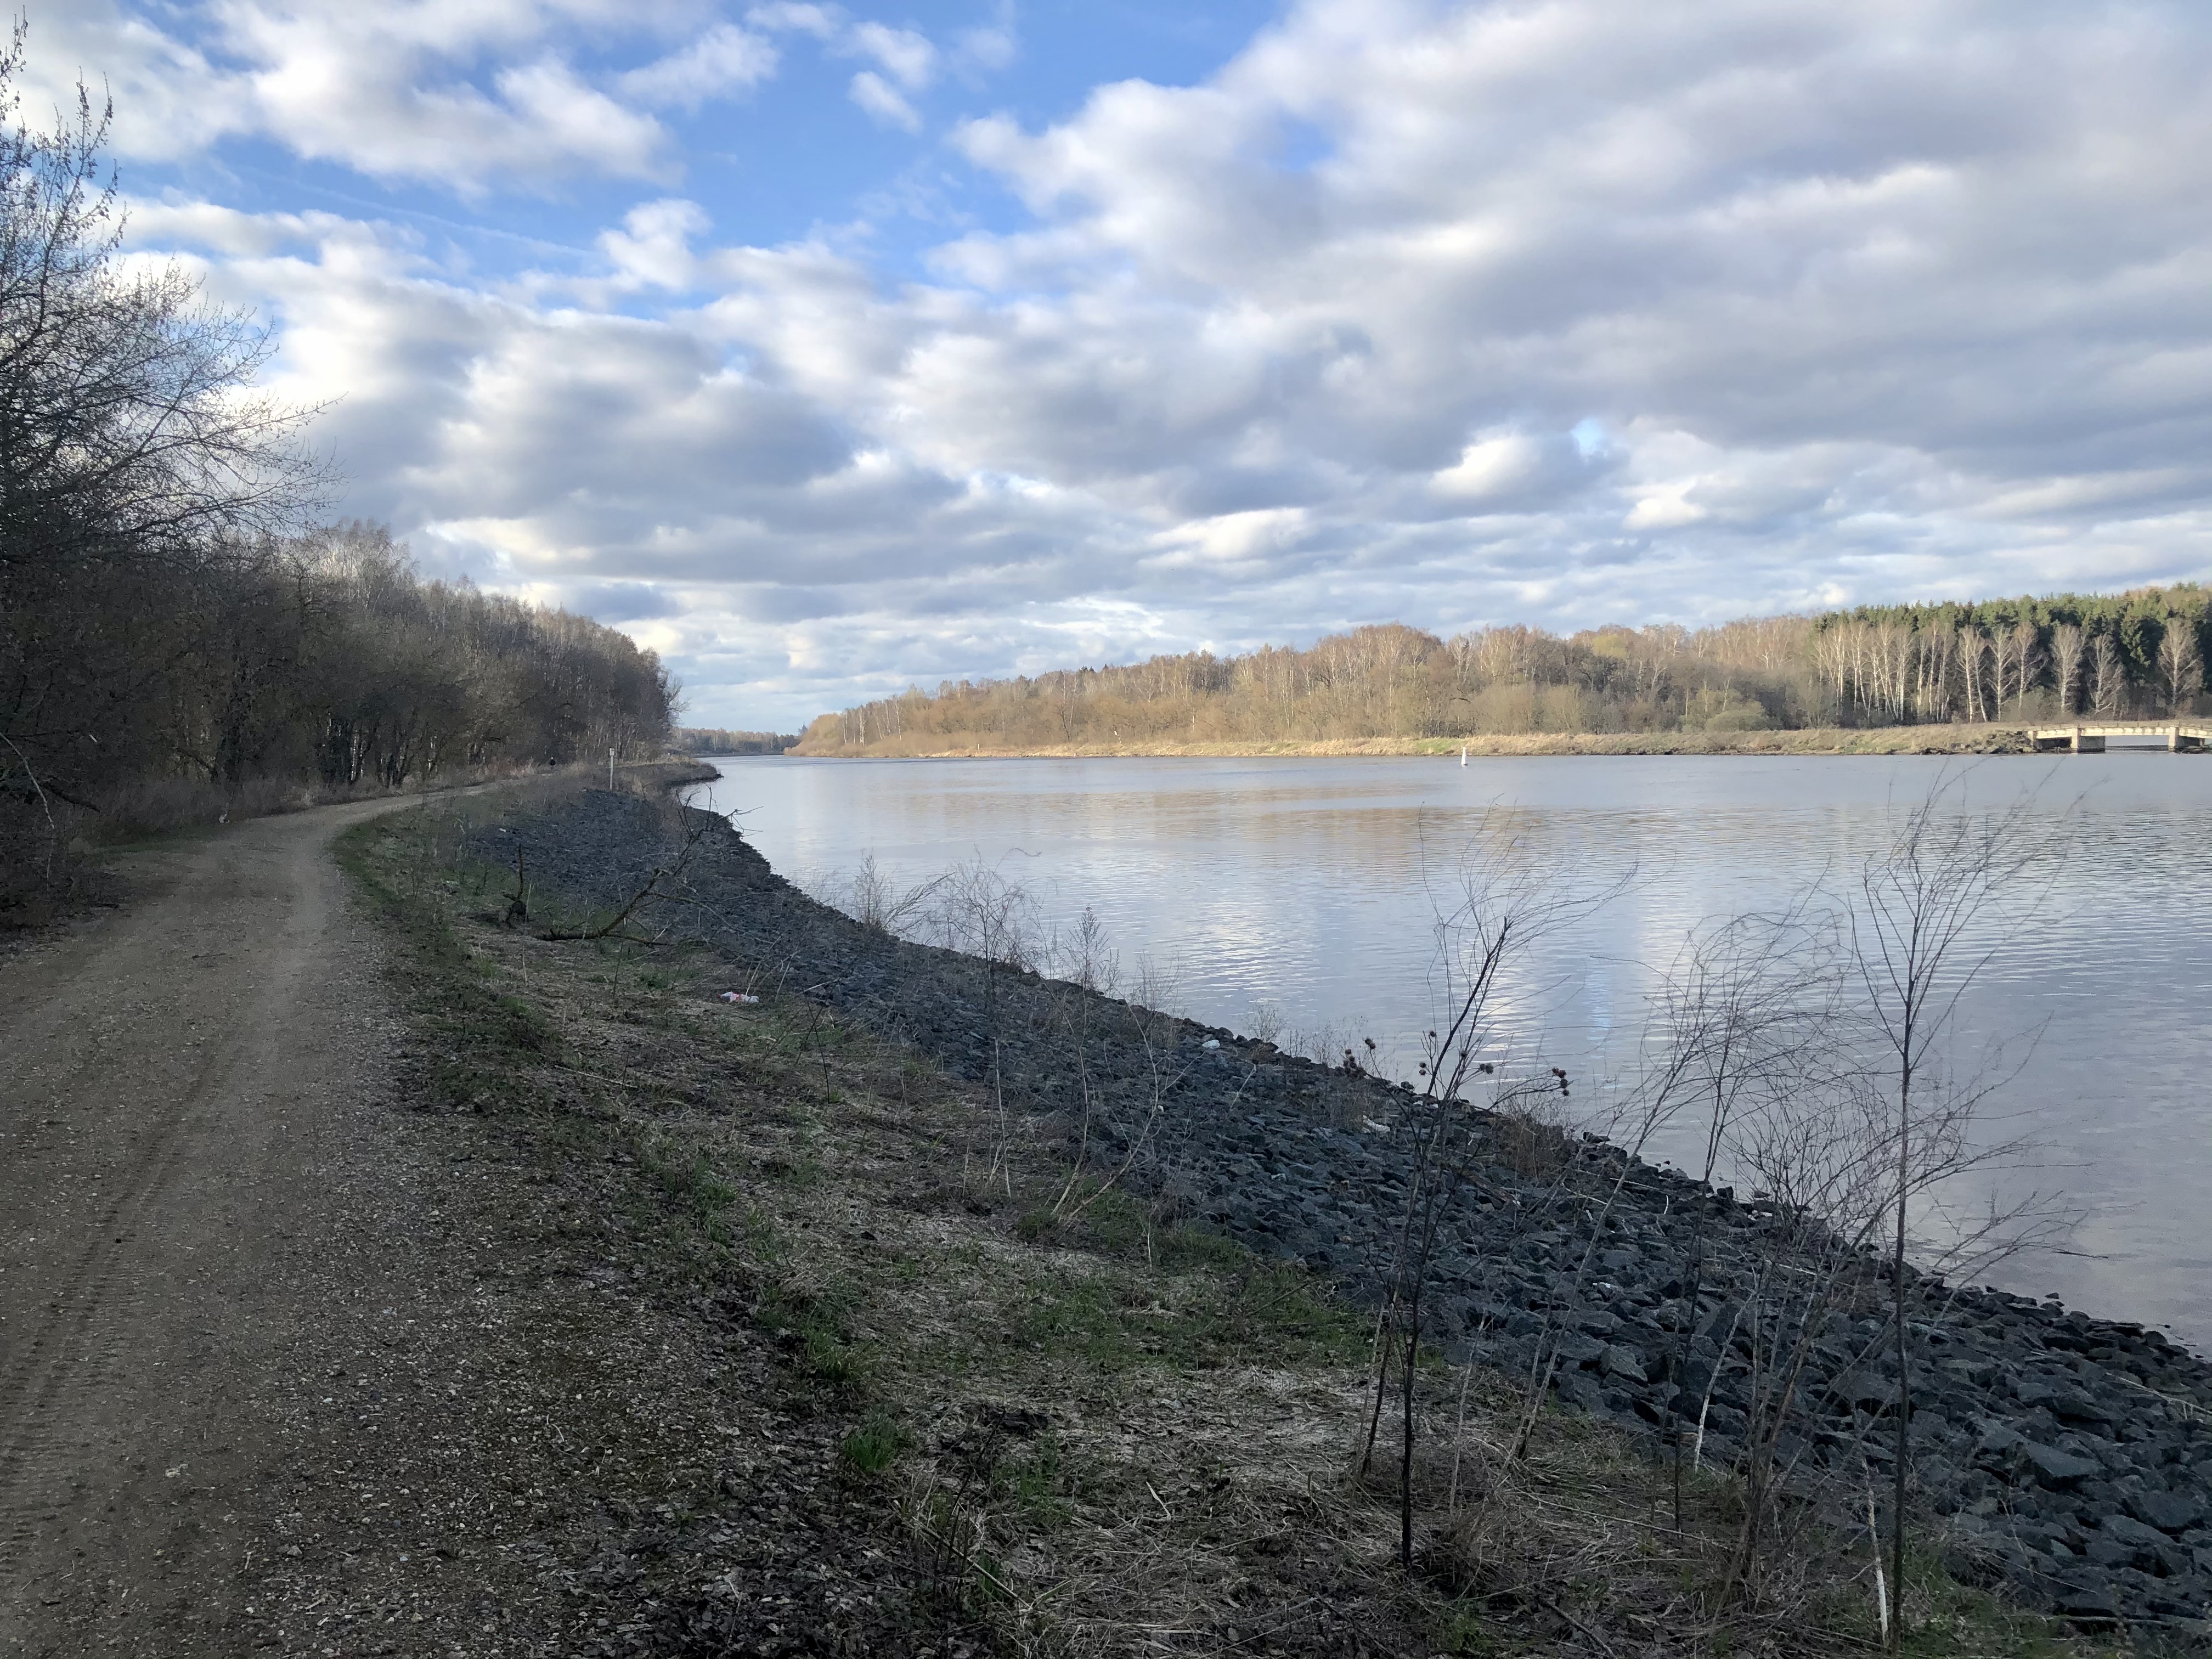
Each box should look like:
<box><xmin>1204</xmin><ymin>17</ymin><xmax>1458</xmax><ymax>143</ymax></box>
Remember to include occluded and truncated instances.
<box><xmin>0</xmin><ymin>799</ymin><xmax>414</xmax><ymax>1657</ymax></box>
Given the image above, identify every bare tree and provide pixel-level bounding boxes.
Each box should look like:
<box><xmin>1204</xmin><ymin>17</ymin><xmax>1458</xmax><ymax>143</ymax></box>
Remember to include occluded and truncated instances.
<box><xmin>2005</xmin><ymin>621</ymin><xmax>2042</xmax><ymax>718</ymax></box>
<box><xmin>1713</xmin><ymin>1043</ymin><xmax>2068</xmax><ymax>1621</ymax></box>
<box><xmin>0</xmin><ymin>29</ymin><xmax>325</xmax><ymax>792</ymax></box>
<box><xmin>1848</xmin><ymin>774</ymin><xmax>2050</xmax><ymax>1647</ymax></box>
<box><xmin>2158</xmin><ymin>618</ymin><xmax>2204</xmax><ymax>715</ymax></box>
<box><xmin>1641</xmin><ymin>904</ymin><xmax>1847</xmax><ymax>1530</ymax></box>
<box><xmin>1960</xmin><ymin>633</ymin><xmax>1993</xmax><ymax>723</ymax></box>
<box><xmin>923</xmin><ymin>856</ymin><xmax>1048</xmax><ymax>1190</ymax></box>
<box><xmin>1358</xmin><ymin>820</ymin><xmax>1625</xmax><ymax>1567</ymax></box>
<box><xmin>2088</xmin><ymin>633</ymin><xmax>2125</xmax><ymax>716</ymax></box>
<box><xmin>2049</xmin><ymin>623</ymin><xmax>2085</xmax><ymax>716</ymax></box>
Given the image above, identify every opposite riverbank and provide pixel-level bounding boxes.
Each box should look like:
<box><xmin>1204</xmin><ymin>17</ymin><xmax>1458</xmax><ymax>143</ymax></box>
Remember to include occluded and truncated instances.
<box><xmin>788</xmin><ymin>723</ymin><xmax>2041</xmax><ymax>759</ymax></box>
<box><xmin>342</xmin><ymin>765</ymin><xmax>2208</xmax><ymax>1653</ymax></box>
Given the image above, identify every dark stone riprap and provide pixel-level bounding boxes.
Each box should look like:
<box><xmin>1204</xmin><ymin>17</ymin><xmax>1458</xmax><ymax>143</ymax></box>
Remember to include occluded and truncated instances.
<box><xmin>482</xmin><ymin>790</ymin><xmax>2212</xmax><ymax>1631</ymax></box>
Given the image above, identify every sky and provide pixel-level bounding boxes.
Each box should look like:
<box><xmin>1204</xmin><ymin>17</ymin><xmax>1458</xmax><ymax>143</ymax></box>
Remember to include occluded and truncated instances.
<box><xmin>34</xmin><ymin>0</ymin><xmax>2212</xmax><ymax>730</ymax></box>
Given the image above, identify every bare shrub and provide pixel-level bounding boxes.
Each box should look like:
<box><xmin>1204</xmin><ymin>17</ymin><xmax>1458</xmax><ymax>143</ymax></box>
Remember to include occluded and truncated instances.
<box><xmin>1051</xmin><ymin>904</ymin><xmax>1118</xmax><ymax>994</ymax></box>
<box><xmin>1359</xmin><ymin>815</ymin><xmax>1629</xmax><ymax>1566</ymax></box>
<box><xmin>832</xmin><ymin>853</ymin><xmax>938</xmax><ymax>936</ymax></box>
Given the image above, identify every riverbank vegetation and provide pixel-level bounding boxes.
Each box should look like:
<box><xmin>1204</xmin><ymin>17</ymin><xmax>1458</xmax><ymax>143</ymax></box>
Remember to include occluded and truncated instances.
<box><xmin>324</xmin><ymin>770</ymin><xmax>2124</xmax><ymax>1657</ymax></box>
<box><xmin>0</xmin><ymin>41</ymin><xmax>674</xmax><ymax>917</ymax></box>
<box><xmin>673</xmin><ymin>726</ymin><xmax>800</xmax><ymax>754</ymax></box>
<box><xmin>795</xmin><ymin>588</ymin><xmax>2210</xmax><ymax>757</ymax></box>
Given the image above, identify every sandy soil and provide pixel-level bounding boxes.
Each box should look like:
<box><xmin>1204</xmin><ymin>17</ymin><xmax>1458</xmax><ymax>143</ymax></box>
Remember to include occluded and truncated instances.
<box><xmin>0</xmin><ymin>799</ymin><xmax>419</xmax><ymax>1656</ymax></box>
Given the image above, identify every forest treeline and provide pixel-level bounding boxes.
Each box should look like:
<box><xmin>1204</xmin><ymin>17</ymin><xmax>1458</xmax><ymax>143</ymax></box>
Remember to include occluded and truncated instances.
<box><xmin>799</xmin><ymin>588</ymin><xmax>2211</xmax><ymax>754</ymax></box>
<box><xmin>0</xmin><ymin>44</ymin><xmax>674</xmax><ymax>913</ymax></box>
<box><xmin>673</xmin><ymin>727</ymin><xmax>798</xmax><ymax>754</ymax></box>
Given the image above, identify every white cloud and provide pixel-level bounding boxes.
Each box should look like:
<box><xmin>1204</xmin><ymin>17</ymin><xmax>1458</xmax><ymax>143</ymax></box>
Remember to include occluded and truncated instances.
<box><xmin>620</xmin><ymin>24</ymin><xmax>778</xmax><ymax>110</ymax></box>
<box><xmin>87</xmin><ymin>0</ymin><xmax>2212</xmax><ymax>726</ymax></box>
<box><xmin>746</xmin><ymin>2</ymin><xmax>844</xmax><ymax>40</ymax></box>
<box><xmin>953</xmin><ymin>25</ymin><xmax>1015</xmax><ymax>75</ymax></box>
<box><xmin>847</xmin><ymin>69</ymin><xmax>919</xmax><ymax>131</ymax></box>
<box><xmin>598</xmin><ymin>198</ymin><xmax>710</xmax><ymax>289</ymax></box>
<box><xmin>30</xmin><ymin>0</ymin><xmax>676</xmax><ymax>190</ymax></box>
<box><xmin>846</xmin><ymin>21</ymin><xmax>934</xmax><ymax>90</ymax></box>
<box><xmin>122</xmin><ymin>198</ymin><xmax>355</xmax><ymax>258</ymax></box>
<box><xmin>1429</xmin><ymin>432</ymin><xmax>1600</xmax><ymax>511</ymax></box>
<box><xmin>19</xmin><ymin>0</ymin><xmax>255</xmax><ymax>159</ymax></box>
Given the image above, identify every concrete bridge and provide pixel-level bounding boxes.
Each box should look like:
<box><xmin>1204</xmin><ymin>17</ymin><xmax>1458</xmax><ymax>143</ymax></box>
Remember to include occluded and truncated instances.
<box><xmin>2029</xmin><ymin>721</ymin><xmax>2212</xmax><ymax>753</ymax></box>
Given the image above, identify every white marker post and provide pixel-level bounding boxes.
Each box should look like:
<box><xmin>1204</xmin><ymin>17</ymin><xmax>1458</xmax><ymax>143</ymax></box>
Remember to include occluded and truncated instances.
<box><xmin>608</xmin><ymin>747</ymin><xmax>616</xmax><ymax>791</ymax></box>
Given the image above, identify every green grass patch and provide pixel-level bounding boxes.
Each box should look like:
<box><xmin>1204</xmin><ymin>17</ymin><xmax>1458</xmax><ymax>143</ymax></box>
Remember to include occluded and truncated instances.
<box><xmin>1008</xmin><ymin>1251</ymin><xmax>1361</xmax><ymax>1374</ymax></box>
<box><xmin>992</xmin><ymin>1432</ymin><xmax>1074</xmax><ymax>1528</ymax></box>
<box><xmin>337</xmin><ymin>815</ymin><xmax>572</xmax><ymax>1113</ymax></box>
<box><xmin>838</xmin><ymin>1412</ymin><xmax>912</xmax><ymax>1477</ymax></box>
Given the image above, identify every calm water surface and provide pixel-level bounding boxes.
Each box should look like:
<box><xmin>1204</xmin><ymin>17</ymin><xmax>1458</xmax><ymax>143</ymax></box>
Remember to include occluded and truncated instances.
<box><xmin>685</xmin><ymin>754</ymin><xmax>2212</xmax><ymax>1350</ymax></box>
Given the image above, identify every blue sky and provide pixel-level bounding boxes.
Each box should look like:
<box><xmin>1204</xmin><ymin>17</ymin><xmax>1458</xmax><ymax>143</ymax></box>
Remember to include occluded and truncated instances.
<box><xmin>37</xmin><ymin>0</ymin><xmax>2212</xmax><ymax>729</ymax></box>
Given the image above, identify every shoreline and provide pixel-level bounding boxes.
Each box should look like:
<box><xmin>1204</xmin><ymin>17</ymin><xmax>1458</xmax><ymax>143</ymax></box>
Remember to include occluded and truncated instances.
<box><xmin>327</xmin><ymin>768</ymin><xmax>2081</xmax><ymax>1655</ymax></box>
<box><xmin>786</xmin><ymin>723</ymin><xmax>2044</xmax><ymax>760</ymax></box>
<box><xmin>486</xmin><ymin>772</ymin><xmax>2212</xmax><ymax>1629</ymax></box>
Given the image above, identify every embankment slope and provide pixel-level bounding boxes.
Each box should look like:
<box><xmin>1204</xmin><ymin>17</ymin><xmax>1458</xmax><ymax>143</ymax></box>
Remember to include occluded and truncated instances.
<box><xmin>496</xmin><ymin>786</ymin><xmax>2212</xmax><ymax>1632</ymax></box>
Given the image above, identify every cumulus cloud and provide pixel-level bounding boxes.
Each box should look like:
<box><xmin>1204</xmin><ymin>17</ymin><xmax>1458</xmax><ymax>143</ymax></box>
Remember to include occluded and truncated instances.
<box><xmin>953</xmin><ymin>25</ymin><xmax>1016</xmax><ymax>75</ymax></box>
<box><xmin>29</xmin><ymin>0</ymin><xmax>676</xmax><ymax>190</ymax></box>
<box><xmin>88</xmin><ymin>0</ymin><xmax>2212</xmax><ymax>725</ymax></box>
<box><xmin>598</xmin><ymin>198</ymin><xmax>711</xmax><ymax>290</ymax></box>
<box><xmin>845</xmin><ymin>21</ymin><xmax>934</xmax><ymax>89</ymax></box>
<box><xmin>847</xmin><ymin>69</ymin><xmax>919</xmax><ymax>131</ymax></box>
<box><xmin>745</xmin><ymin>3</ymin><xmax>844</xmax><ymax>40</ymax></box>
<box><xmin>620</xmin><ymin>24</ymin><xmax>778</xmax><ymax>110</ymax></box>
<box><xmin>18</xmin><ymin>0</ymin><xmax>255</xmax><ymax>159</ymax></box>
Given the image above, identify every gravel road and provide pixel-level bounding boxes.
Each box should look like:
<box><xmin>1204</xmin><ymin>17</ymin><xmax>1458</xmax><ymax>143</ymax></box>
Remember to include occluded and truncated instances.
<box><xmin>0</xmin><ymin>798</ymin><xmax>414</xmax><ymax>1656</ymax></box>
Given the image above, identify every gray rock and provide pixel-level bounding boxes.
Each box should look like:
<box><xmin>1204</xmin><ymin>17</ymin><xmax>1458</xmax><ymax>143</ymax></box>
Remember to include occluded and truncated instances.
<box><xmin>2084</xmin><ymin>1535</ymin><xmax>2133</xmax><ymax>1569</ymax></box>
<box><xmin>1554</xmin><ymin>1370</ymin><xmax>1603</xmax><ymax>1411</ymax></box>
<box><xmin>2023</xmin><ymin>1442</ymin><xmax>2102</xmax><ymax>1488</ymax></box>
<box><xmin>1601</xmin><ymin>1345</ymin><xmax>1647</xmax><ymax>1382</ymax></box>
<box><xmin>1551</xmin><ymin>1331</ymin><xmax>1608</xmax><ymax>1365</ymax></box>
<box><xmin>2129</xmin><ymin>1488</ymin><xmax>2207</xmax><ymax>1534</ymax></box>
<box><xmin>2050</xmin><ymin>1387</ymin><xmax>2114</xmax><ymax>1427</ymax></box>
<box><xmin>2053</xmin><ymin>1581</ymin><xmax>2117</xmax><ymax>1617</ymax></box>
<box><xmin>2101</xmin><ymin>1514</ymin><xmax>2166</xmax><ymax>1551</ymax></box>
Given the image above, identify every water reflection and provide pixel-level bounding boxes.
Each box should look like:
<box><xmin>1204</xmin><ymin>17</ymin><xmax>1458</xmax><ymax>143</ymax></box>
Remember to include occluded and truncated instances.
<box><xmin>684</xmin><ymin>754</ymin><xmax>2212</xmax><ymax>1350</ymax></box>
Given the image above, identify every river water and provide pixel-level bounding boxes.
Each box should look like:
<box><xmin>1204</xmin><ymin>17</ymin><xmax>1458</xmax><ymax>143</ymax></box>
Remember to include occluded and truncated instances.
<box><xmin>684</xmin><ymin>753</ymin><xmax>2212</xmax><ymax>1351</ymax></box>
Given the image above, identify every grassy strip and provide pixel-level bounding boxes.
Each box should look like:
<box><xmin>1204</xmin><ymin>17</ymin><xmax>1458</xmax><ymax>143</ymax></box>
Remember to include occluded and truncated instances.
<box><xmin>335</xmin><ymin>785</ymin><xmax>2131</xmax><ymax>1658</ymax></box>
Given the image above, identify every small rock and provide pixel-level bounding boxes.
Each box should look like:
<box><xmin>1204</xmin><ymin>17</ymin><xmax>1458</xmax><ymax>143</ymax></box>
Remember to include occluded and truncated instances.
<box><xmin>2130</xmin><ymin>1488</ymin><xmax>2207</xmax><ymax>1534</ymax></box>
<box><xmin>1551</xmin><ymin>1331</ymin><xmax>1607</xmax><ymax>1365</ymax></box>
<box><xmin>2023</xmin><ymin>1442</ymin><xmax>2102</xmax><ymax>1488</ymax></box>
<box><xmin>2056</xmin><ymin>1581</ymin><xmax>2117</xmax><ymax>1617</ymax></box>
<box><xmin>1601</xmin><ymin>1344</ymin><xmax>1647</xmax><ymax>1382</ymax></box>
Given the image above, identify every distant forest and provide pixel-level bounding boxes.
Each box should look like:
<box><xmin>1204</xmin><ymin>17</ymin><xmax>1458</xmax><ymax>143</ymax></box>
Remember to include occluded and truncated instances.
<box><xmin>673</xmin><ymin>727</ymin><xmax>799</xmax><ymax>755</ymax></box>
<box><xmin>799</xmin><ymin>586</ymin><xmax>2211</xmax><ymax>753</ymax></box>
<box><xmin>0</xmin><ymin>56</ymin><xmax>673</xmax><ymax>912</ymax></box>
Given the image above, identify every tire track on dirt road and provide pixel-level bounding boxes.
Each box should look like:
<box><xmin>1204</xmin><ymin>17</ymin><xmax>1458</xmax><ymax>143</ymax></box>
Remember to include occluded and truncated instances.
<box><xmin>0</xmin><ymin>798</ymin><xmax>417</xmax><ymax>1657</ymax></box>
